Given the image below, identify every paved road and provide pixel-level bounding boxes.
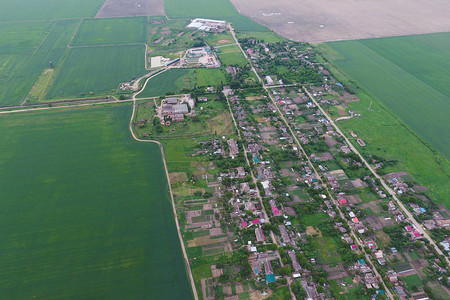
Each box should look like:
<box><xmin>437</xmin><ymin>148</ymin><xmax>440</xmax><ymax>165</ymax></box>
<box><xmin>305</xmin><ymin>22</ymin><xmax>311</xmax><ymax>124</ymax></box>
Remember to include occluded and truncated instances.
<box><xmin>303</xmin><ymin>87</ymin><xmax>449</xmax><ymax>266</ymax></box>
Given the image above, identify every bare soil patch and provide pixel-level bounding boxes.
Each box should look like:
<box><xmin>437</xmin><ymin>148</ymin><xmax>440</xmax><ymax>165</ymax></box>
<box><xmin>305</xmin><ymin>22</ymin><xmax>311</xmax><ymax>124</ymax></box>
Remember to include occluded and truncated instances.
<box><xmin>169</xmin><ymin>172</ymin><xmax>188</xmax><ymax>183</ymax></box>
<box><xmin>306</xmin><ymin>226</ymin><xmax>322</xmax><ymax>237</ymax></box>
<box><xmin>96</xmin><ymin>0</ymin><xmax>164</xmax><ymax>18</ymax></box>
<box><xmin>230</xmin><ymin>0</ymin><xmax>450</xmax><ymax>42</ymax></box>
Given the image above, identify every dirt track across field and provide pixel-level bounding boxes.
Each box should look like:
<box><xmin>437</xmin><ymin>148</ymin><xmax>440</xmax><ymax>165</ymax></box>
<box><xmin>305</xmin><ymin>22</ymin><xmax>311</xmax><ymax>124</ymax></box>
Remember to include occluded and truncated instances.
<box><xmin>230</xmin><ymin>0</ymin><xmax>450</xmax><ymax>42</ymax></box>
<box><xmin>96</xmin><ymin>0</ymin><xmax>164</xmax><ymax>18</ymax></box>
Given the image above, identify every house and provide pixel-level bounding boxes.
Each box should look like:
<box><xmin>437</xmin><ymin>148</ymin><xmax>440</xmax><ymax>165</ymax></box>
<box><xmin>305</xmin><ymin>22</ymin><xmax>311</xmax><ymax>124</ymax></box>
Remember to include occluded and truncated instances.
<box><xmin>227</xmin><ymin>139</ymin><xmax>239</xmax><ymax>158</ymax></box>
<box><xmin>172</xmin><ymin>104</ymin><xmax>188</xmax><ymax>114</ymax></box>
<box><xmin>255</xmin><ymin>227</ymin><xmax>265</xmax><ymax>242</ymax></box>
<box><xmin>351</xmin><ymin>244</ymin><xmax>358</xmax><ymax>251</ymax></box>
<box><xmin>165</xmin><ymin>97</ymin><xmax>178</xmax><ymax>105</ymax></box>
<box><xmin>265</xmin><ymin>75</ymin><xmax>274</xmax><ymax>85</ymax></box>
<box><xmin>412</xmin><ymin>231</ymin><xmax>421</xmax><ymax>239</ymax></box>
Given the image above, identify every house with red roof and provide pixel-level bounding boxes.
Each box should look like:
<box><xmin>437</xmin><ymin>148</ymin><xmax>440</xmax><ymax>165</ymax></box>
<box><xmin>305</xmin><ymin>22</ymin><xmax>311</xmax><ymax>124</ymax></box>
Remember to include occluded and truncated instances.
<box><xmin>271</xmin><ymin>206</ymin><xmax>280</xmax><ymax>216</ymax></box>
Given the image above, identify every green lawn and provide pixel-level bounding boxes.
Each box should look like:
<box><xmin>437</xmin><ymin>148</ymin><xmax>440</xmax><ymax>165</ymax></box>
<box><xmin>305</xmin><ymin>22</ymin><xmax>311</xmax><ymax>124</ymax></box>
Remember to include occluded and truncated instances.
<box><xmin>236</xmin><ymin>31</ymin><xmax>286</xmax><ymax>43</ymax></box>
<box><xmin>47</xmin><ymin>44</ymin><xmax>147</xmax><ymax>99</ymax></box>
<box><xmin>0</xmin><ymin>104</ymin><xmax>192</xmax><ymax>299</ymax></box>
<box><xmin>140</xmin><ymin>69</ymin><xmax>192</xmax><ymax>97</ymax></box>
<box><xmin>0</xmin><ymin>0</ymin><xmax>104</xmax><ymax>21</ymax></box>
<box><xmin>315</xmin><ymin>237</ymin><xmax>343</xmax><ymax>264</ymax></box>
<box><xmin>140</xmin><ymin>68</ymin><xmax>226</xmax><ymax>97</ymax></box>
<box><xmin>325</xmin><ymin>33</ymin><xmax>450</xmax><ymax>159</ymax></box>
<box><xmin>71</xmin><ymin>17</ymin><xmax>148</xmax><ymax>46</ymax></box>
<box><xmin>402</xmin><ymin>274</ymin><xmax>422</xmax><ymax>290</ymax></box>
<box><xmin>164</xmin><ymin>0</ymin><xmax>269</xmax><ymax>32</ymax></box>
<box><xmin>218</xmin><ymin>45</ymin><xmax>247</xmax><ymax>66</ymax></box>
<box><xmin>196</xmin><ymin>69</ymin><xmax>226</xmax><ymax>86</ymax></box>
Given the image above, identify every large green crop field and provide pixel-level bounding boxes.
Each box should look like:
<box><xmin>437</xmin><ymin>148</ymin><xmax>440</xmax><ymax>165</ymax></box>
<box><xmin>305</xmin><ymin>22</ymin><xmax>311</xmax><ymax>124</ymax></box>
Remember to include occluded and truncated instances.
<box><xmin>71</xmin><ymin>17</ymin><xmax>148</xmax><ymax>46</ymax></box>
<box><xmin>0</xmin><ymin>21</ymin><xmax>53</xmax><ymax>55</ymax></box>
<box><xmin>164</xmin><ymin>0</ymin><xmax>269</xmax><ymax>32</ymax></box>
<box><xmin>46</xmin><ymin>45</ymin><xmax>147</xmax><ymax>99</ymax></box>
<box><xmin>0</xmin><ymin>19</ymin><xmax>79</xmax><ymax>106</ymax></box>
<box><xmin>324</xmin><ymin>33</ymin><xmax>450</xmax><ymax>159</ymax></box>
<box><xmin>0</xmin><ymin>0</ymin><xmax>104</xmax><ymax>21</ymax></box>
<box><xmin>0</xmin><ymin>104</ymin><xmax>193</xmax><ymax>299</ymax></box>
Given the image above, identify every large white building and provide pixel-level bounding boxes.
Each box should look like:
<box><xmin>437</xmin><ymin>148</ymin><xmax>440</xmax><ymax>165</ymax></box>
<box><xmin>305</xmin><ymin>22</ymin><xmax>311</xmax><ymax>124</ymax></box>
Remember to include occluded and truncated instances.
<box><xmin>187</xmin><ymin>18</ymin><xmax>227</xmax><ymax>31</ymax></box>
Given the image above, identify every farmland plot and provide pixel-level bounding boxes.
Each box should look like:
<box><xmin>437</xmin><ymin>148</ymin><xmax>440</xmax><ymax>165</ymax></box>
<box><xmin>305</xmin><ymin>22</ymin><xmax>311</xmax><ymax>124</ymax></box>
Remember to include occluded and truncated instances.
<box><xmin>0</xmin><ymin>0</ymin><xmax>104</xmax><ymax>21</ymax></box>
<box><xmin>96</xmin><ymin>0</ymin><xmax>165</xmax><ymax>18</ymax></box>
<box><xmin>0</xmin><ymin>20</ymin><xmax>79</xmax><ymax>106</ymax></box>
<box><xmin>46</xmin><ymin>45</ymin><xmax>147</xmax><ymax>99</ymax></box>
<box><xmin>71</xmin><ymin>17</ymin><xmax>148</xmax><ymax>46</ymax></box>
<box><xmin>0</xmin><ymin>21</ymin><xmax>53</xmax><ymax>55</ymax></box>
<box><xmin>0</xmin><ymin>104</ymin><xmax>193</xmax><ymax>299</ymax></box>
<box><xmin>326</xmin><ymin>33</ymin><xmax>450</xmax><ymax>159</ymax></box>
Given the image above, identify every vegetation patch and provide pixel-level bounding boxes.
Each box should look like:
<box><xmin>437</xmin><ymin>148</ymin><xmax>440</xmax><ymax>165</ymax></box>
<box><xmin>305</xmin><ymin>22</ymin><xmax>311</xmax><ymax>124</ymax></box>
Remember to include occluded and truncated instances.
<box><xmin>0</xmin><ymin>0</ymin><xmax>104</xmax><ymax>21</ymax></box>
<box><xmin>71</xmin><ymin>17</ymin><xmax>148</xmax><ymax>46</ymax></box>
<box><xmin>0</xmin><ymin>20</ymin><xmax>79</xmax><ymax>106</ymax></box>
<box><xmin>324</xmin><ymin>33</ymin><xmax>450</xmax><ymax>159</ymax></box>
<box><xmin>0</xmin><ymin>104</ymin><xmax>192</xmax><ymax>299</ymax></box>
<box><xmin>47</xmin><ymin>44</ymin><xmax>146</xmax><ymax>99</ymax></box>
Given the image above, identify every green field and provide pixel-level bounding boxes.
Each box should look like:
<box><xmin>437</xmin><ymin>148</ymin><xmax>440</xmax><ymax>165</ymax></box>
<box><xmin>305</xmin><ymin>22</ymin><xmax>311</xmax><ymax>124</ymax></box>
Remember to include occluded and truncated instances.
<box><xmin>196</xmin><ymin>68</ymin><xmax>226</xmax><ymax>86</ymax></box>
<box><xmin>71</xmin><ymin>17</ymin><xmax>148</xmax><ymax>46</ymax></box>
<box><xmin>140</xmin><ymin>68</ymin><xmax>226</xmax><ymax>97</ymax></box>
<box><xmin>47</xmin><ymin>45</ymin><xmax>147</xmax><ymax>99</ymax></box>
<box><xmin>0</xmin><ymin>0</ymin><xmax>104</xmax><ymax>21</ymax></box>
<box><xmin>0</xmin><ymin>21</ymin><xmax>53</xmax><ymax>55</ymax></box>
<box><xmin>217</xmin><ymin>45</ymin><xmax>247</xmax><ymax>66</ymax></box>
<box><xmin>325</xmin><ymin>33</ymin><xmax>450</xmax><ymax>159</ymax></box>
<box><xmin>236</xmin><ymin>31</ymin><xmax>287</xmax><ymax>43</ymax></box>
<box><xmin>0</xmin><ymin>105</ymin><xmax>193</xmax><ymax>299</ymax></box>
<box><xmin>402</xmin><ymin>274</ymin><xmax>422</xmax><ymax>290</ymax></box>
<box><xmin>0</xmin><ymin>19</ymin><xmax>79</xmax><ymax>105</ymax></box>
<box><xmin>164</xmin><ymin>0</ymin><xmax>269</xmax><ymax>32</ymax></box>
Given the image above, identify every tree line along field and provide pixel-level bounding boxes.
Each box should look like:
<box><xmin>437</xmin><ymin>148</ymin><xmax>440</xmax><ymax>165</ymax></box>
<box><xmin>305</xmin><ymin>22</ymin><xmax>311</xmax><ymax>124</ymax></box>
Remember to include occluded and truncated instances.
<box><xmin>323</xmin><ymin>33</ymin><xmax>450</xmax><ymax>160</ymax></box>
<box><xmin>0</xmin><ymin>104</ymin><xmax>193</xmax><ymax>299</ymax></box>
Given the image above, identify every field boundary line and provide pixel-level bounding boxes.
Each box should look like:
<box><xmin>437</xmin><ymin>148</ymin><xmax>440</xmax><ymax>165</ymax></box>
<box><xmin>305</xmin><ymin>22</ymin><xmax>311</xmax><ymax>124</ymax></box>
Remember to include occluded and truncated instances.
<box><xmin>129</xmin><ymin>99</ymin><xmax>198</xmax><ymax>300</ymax></box>
<box><xmin>67</xmin><ymin>19</ymin><xmax>83</xmax><ymax>47</ymax></box>
<box><xmin>68</xmin><ymin>42</ymin><xmax>146</xmax><ymax>49</ymax></box>
<box><xmin>32</xmin><ymin>22</ymin><xmax>57</xmax><ymax>55</ymax></box>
